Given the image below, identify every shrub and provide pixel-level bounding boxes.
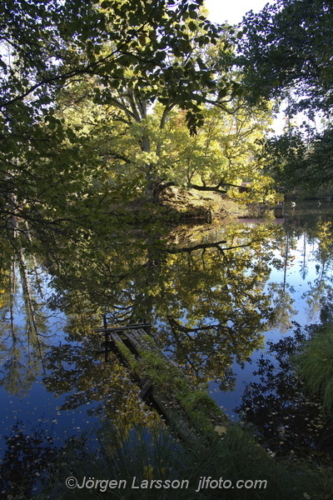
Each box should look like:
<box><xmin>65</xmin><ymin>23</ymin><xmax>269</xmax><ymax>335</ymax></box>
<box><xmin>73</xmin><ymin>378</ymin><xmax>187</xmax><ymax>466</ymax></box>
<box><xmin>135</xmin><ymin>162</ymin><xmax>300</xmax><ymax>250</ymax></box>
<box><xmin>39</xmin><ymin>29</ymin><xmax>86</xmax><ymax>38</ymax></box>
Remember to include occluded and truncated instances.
<box><xmin>293</xmin><ymin>323</ymin><xmax>333</xmax><ymax>415</ymax></box>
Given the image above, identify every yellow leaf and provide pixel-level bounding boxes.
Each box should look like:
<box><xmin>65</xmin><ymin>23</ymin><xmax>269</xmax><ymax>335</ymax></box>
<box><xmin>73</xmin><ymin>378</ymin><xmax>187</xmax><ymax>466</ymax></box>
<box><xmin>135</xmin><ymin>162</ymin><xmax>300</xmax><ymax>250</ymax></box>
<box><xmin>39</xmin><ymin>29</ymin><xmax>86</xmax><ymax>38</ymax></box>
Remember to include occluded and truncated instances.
<box><xmin>143</xmin><ymin>465</ymin><xmax>154</xmax><ymax>480</ymax></box>
<box><xmin>214</xmin><ymin>425</ymin><xmax>228</xmax><ymax>436</ymax></box>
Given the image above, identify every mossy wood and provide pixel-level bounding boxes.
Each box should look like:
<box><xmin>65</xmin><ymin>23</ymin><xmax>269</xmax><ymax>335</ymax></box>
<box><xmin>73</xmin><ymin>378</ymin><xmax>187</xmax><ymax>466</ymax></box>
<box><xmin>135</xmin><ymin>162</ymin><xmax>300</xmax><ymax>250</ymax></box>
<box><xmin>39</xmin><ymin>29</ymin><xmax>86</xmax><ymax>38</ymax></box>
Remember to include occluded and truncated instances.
<box><xmin>97</xmin><ymin>326</ymin><xmax>228</xmax><ymax>445</ymax></box>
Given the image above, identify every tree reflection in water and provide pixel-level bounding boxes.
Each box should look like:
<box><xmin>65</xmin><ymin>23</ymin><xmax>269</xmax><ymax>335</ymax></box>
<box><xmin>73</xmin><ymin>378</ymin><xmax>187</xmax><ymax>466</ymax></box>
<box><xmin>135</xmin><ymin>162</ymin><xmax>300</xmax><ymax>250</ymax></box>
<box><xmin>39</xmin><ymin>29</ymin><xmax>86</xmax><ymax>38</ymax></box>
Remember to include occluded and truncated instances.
<box><xmin>43</xmin><ymin>222</ymin><xmax>280</xmax><ymax>392</ymax></box>
<box><xmin>236</xmin><ymin>323</ymin><xmax>333</xmax><ymax>464</ymax></box>
<box><xmin>1</xmin><ymin>209</ymin><xmax>333</xmax><ymax>482</ymax></box>
<box><xmin>0</xmin><ymin>420</ymin><xmax>87</xmax><ymax>498</ymax></box>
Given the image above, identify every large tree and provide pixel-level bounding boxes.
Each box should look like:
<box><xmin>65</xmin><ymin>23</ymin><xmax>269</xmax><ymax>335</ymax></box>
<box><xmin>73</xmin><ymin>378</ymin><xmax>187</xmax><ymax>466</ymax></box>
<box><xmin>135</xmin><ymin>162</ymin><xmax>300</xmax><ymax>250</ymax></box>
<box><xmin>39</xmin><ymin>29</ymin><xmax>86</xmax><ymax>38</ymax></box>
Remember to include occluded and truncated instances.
<box><xmin>1</xmin><ymin>0</ymin><xmax>241</xmax><ymax>238</ymax></box>
<box><xmin>56</xmin><ymin>69</ymin><xmax>274</xmax><ymax>203</ymax></box>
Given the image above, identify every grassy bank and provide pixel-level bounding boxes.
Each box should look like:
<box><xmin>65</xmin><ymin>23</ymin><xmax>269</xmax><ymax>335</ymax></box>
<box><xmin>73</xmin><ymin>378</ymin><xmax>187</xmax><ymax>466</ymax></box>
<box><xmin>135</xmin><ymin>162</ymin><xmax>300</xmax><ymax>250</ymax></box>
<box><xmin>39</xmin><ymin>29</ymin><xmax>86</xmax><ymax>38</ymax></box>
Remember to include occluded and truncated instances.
<box><xmin>22</xmin><ymin>420</ymin><xmax>327</xmax><ymax>500</ymax></box>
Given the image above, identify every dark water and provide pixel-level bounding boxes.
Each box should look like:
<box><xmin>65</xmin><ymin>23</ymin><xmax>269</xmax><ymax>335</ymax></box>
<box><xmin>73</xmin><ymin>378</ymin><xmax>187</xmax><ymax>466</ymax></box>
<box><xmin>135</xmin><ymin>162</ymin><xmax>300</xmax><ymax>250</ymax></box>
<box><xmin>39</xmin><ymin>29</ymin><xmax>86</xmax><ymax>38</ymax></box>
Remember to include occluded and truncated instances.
<box><xmin>1</xmin><ymin>201</ymin><xmax>333</xmax><ymax>465</ymax></box>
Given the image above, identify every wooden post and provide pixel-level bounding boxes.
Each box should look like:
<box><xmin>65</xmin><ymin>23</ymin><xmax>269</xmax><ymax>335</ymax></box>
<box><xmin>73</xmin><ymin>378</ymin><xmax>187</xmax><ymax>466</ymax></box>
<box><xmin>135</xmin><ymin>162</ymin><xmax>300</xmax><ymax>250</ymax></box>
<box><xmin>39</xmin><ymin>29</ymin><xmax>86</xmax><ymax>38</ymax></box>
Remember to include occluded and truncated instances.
<box><xmin>274</xmin><ymin>203</ymin><xmax>284</xmax><ymax>218</ymax></box>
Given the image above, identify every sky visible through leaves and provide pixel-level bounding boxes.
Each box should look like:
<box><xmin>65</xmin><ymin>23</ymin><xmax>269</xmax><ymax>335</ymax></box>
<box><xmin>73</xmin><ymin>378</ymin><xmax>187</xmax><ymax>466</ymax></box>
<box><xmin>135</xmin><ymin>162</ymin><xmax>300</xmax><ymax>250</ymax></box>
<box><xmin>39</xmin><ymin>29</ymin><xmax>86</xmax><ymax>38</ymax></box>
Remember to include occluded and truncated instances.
<box><xmin>205</xmin><ymin>0</ymin><xmax>274</xmax><ymax>25</ymax></box>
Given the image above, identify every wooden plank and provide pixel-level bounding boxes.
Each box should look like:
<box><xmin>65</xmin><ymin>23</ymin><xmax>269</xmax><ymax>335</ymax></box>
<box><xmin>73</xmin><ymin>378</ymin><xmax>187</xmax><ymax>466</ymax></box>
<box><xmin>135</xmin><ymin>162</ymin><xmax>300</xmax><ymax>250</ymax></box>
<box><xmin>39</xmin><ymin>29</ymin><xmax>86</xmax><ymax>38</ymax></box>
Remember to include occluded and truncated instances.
<box><xmin>124</xmin><ymin>332</ymin><xmax>142</xmax><ymax>355</ymax></box>
<box><xmin>108</xmin><ymin>333</ymin><xmax>198</xmax><ymax>444</ymax></box>
<box><xmin>110</xmin><ymin>332</ymin><xmax>123</xmax><ymax>343</ymax></box>
<box><xmin>131</xmin><ymin>329</ymin><xmax>156</xmax><ymax>351</ymax></box>
<box><xmin>106</xmin><ymin>331</ymin><xmax>199</xmax><ymax>443</ymax></box>
<box><xmin>138</xmin><ymin>379</ymin><xmax>153</xmax><ymax>399</ymax></box>
<box><xmin>95</xmin><ymin>323</ymin><xmax>151</xmax><ymax>333</ymax></box>
<box><xmin>150</xmin><ymin>388</ymin><xmax>199</xmax><ymax>445</ymax></box>
<box><xmin>99</xmin><ymin>323</ymin><xmax>227</xmax><ymax>446</ymax></box>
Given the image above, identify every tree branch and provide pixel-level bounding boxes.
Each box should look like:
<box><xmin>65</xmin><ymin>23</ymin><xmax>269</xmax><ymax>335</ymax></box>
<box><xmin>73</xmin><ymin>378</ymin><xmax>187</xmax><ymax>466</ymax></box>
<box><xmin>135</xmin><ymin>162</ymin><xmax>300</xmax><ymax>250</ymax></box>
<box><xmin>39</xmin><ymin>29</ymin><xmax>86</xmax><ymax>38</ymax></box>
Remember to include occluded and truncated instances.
<box><xmin>164</xmin><ymin>239</ymin><xmax>227</xmax><ymax>254</ymax></box>
<box><xmin>188</xmin><ymin>183</ymin><xmax>227</xmax><ymax>194</ymax></box>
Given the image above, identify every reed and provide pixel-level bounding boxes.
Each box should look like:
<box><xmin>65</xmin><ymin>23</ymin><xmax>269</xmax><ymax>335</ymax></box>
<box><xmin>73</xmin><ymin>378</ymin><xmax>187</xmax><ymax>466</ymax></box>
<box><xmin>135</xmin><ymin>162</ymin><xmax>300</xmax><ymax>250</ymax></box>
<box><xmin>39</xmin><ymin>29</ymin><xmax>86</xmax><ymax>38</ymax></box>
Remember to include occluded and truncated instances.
<box><xmin>293</xmin><ymin>322</ymin><xmax>333</xmax><ymax>415</ymax></box>
<box><xmin>43</xmin><ymin>421</ymin><xmax>329</xmax><ymax>500</ymax></box>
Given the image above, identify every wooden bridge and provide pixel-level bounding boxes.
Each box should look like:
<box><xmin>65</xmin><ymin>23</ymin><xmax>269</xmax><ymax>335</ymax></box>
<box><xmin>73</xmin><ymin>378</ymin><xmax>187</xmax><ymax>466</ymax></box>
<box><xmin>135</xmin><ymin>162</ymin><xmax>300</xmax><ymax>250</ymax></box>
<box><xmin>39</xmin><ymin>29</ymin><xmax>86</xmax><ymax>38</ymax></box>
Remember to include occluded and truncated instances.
<box><xmin>95</xmin><ymin>316</ymin><xmax>228</xmax><ymax>445</ymax></box>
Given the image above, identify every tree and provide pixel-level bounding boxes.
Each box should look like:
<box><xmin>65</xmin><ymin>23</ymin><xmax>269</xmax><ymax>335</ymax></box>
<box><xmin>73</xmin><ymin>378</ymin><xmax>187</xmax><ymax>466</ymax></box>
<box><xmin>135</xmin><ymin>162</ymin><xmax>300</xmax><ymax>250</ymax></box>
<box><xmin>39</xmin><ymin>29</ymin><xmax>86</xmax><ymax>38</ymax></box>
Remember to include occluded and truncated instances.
<box><xmin>1</xmin><ymin>0</ymin><xmax>224</xmax><ymax>116</ymax></box>
<box><xmin>236</xmin><ymin>0</ymin><xmax>333</xmax><ymax>193</ymax></box>
<box><xmin>55</xmin><ymin>13</ymin><xmax>251</xmax><ymax>201</ymax></box>
<box><xmin>238</xmin><ymin>0</ymin><xmax>333</xmax><ymax>117</ymax></box>
<box><xmin>157</xmin><ymin>98</ymin><xmax>274</xmax><ymax>201</ymax></box>
<box><xmin>260</xmin><ymin>125</ymin><xmax>333</xmax><ymax>193</ymax></box>
<box><xmin>1</xmin><ymin>0</ymin><xmax>245</xmax><ymax>237</ymax></box>
<box><xmin>0</xmin><ymin>249</ymin><xmax>50</xmax><ymax>396</ymax></box>
<box><xmin>40</xmin><ymin>220</ymin><xmax>283</xmax><ymax>386</ymax></box>
<box><xmin>56</xmin><ymin>69</ymin><xmax>274</xmax><ymax>204</ymax></box>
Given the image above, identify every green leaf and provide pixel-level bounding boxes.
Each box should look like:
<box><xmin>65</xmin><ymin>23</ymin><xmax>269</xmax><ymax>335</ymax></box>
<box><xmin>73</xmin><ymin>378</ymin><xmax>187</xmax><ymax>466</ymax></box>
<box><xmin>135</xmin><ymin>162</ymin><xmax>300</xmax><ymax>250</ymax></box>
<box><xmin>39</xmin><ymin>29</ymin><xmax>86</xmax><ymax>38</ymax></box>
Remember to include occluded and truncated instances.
<box><xmin>188</xmin><ymin>21</ymin><xmax>197</xmax><ymax>32</ymax></box>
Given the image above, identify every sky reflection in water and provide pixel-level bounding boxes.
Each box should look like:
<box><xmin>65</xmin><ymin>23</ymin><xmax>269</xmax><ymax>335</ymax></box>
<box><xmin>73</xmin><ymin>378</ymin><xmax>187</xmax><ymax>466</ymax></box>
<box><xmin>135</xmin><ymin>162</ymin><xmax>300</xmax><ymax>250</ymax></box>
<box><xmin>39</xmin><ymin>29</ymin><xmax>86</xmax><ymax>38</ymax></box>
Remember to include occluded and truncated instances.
<box><xmin>1</xmin><ymin>202</ymin><xmax>333</xmax><ymax>455</ymax></box>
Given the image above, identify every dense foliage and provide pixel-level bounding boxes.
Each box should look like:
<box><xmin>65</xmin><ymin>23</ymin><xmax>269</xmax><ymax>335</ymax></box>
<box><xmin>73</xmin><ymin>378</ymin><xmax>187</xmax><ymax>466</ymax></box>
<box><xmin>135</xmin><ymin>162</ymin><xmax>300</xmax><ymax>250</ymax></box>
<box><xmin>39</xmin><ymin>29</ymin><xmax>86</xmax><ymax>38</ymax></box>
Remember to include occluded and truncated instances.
<box><xmin>238</xmin><ymin>0</ymin><xmax>333</xmax><ymax>116</ymax></box>
<box><xmin>238</xmin><ymin>0</ymin><xmax>333</xmax><ymax>193</ymax></box>
<box><xmin>0</xmin><ymin>0</ymin><xmax>278</xmax><ymax>247</ymax></box>
<box><xmin>2</xmin><ymin>0</ymin><xmax>333</xmax><ymax>243</ymax></box>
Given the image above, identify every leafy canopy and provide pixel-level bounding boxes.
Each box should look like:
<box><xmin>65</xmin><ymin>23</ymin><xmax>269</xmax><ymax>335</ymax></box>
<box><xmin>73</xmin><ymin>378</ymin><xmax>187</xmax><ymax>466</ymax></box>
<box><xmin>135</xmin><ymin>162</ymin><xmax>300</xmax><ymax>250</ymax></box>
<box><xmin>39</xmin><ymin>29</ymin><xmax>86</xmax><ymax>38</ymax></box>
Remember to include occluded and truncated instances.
<box><xmin>0</xmin><ymin>0</ymin><xmax>251</xmax><ymax>237</ymax></box>
<box><xmin>238</xmin><ymin>0</ymin><xmax>333</xmax><ymax>118</ymax></box>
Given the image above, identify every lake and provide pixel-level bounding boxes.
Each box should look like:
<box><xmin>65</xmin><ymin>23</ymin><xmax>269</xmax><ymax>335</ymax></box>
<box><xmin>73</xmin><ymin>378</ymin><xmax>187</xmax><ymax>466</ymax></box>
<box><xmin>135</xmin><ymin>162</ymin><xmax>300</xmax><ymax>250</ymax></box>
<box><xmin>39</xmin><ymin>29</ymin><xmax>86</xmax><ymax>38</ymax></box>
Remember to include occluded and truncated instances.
<box><xmin>1</xmin><ymin>200</ymin><xmax>333</xmax><ymax>471</ymax></box>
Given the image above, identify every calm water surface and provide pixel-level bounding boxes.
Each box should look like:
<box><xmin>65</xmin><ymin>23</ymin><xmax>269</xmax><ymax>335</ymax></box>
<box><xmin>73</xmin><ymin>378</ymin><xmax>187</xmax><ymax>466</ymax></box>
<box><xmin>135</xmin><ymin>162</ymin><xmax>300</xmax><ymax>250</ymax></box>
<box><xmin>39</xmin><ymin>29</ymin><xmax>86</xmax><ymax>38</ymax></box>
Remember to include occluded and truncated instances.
<box><xmin>1</xmin><ymin>201</ymin><xmax>333</xmax><ymax>459</ymax></box>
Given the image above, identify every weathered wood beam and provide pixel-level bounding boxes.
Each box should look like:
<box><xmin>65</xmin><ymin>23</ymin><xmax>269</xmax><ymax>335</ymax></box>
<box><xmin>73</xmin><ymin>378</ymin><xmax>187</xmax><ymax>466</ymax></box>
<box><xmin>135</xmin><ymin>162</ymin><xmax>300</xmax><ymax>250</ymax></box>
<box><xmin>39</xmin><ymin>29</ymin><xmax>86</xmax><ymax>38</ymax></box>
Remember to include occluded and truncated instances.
<box><xmin>95</xmin><ymin>323</ymin><xmax>151</xmax><ymax>333</ymax></box>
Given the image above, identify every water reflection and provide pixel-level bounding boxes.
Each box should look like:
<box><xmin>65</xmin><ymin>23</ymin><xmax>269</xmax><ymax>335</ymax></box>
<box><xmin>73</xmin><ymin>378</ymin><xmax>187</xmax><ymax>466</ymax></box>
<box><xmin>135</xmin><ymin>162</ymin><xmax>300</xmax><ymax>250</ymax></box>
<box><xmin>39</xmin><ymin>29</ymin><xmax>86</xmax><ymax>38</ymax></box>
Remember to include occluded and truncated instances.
<box><xmin>1</xmin><ymin>203</ymin><xmax>333</xmax><ymax>460</ymax></box>
<box><xmin>235</xmin><ymin>325</ymin><xmax>333</xmax><ymax>463</ymax></box>
<box><xmin>0</xmin><ymin>253</ymin><xmax>57</xmax><ymax>398</ymax></box>
<box><xmin>44</xmin><ymin>222</ymin><xmax>283</xmax><ymax>389</ymax></box>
